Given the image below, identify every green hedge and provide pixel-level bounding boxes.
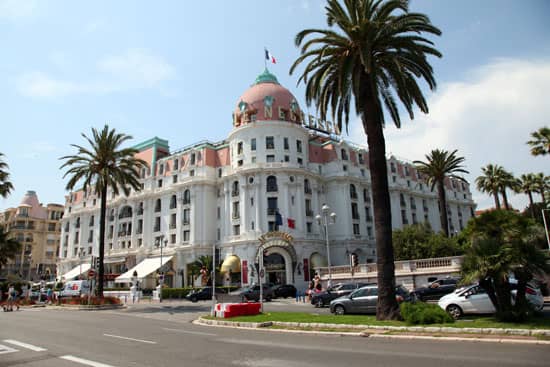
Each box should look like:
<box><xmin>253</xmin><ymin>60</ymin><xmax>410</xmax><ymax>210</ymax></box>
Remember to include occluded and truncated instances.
<box><xmin>161</xmin><ymin>286</ymin><xmax>240</xmax><ymax>299</ymax></box>
<box><xmin>400</xmin><ymin>301</ymin><xmax>455</xmax><ymax>325</ymax></box>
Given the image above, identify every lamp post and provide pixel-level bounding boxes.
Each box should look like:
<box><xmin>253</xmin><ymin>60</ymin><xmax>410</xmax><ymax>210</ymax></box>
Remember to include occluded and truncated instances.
<box><xmin>78</xmin><ymin>248</ymin><xmax>84</xmax><ymax>280</ymax></box>
<box><xmin>155</xmin><ymin>235</ymin><xmax>167</xmax><ymax>302</ymax></box>
<box><xmin>211</xmin><ymin>242</ymin><xmax>216</xmax><ymax>317</ymax></box>
<box><xmin>26</xmin><ymin>253</ymin><xmax>32</xmax><ymax>282</ymax></box>
<box><xmin>315</xmin><ymin>203</ymin><xmax>336</xmax><ymax>288</ymax></box>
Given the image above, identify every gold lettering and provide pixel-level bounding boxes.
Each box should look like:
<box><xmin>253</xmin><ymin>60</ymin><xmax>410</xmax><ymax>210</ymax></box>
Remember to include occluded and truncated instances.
<box><xmin>317</xmin><ymin>119</ymin><xmax>325</xmax><ymax>131</ymax></box>
<box><xmin>290</xmin><ymin>110</ymin><xmax>296</xmax><ymax>122</ymax></box>
<box><xmin>265</xmin><ymin>105</ymin><xmax>272</xmax><ymax>119</ymax></box>
<box><xmin>278</xmin><ymin>107</ymin><xmax>286</xmax><ymax>120</ymax></box>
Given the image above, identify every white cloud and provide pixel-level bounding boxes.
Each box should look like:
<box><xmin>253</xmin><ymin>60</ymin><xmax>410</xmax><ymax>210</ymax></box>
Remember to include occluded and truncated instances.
<box><xmin>16</xmin><ymin>49</ymin><xmax>176</xmax><ymax>98</ymax></box>
<box><xmin>350</xmin><ymin>59</ymin><xmax>550</xmax><ymax>211</ymax></box>
<box><xmin>0</xmin><ymin>0</ymin><xmax>37</xmax><ymax>20</ymax></box>
<box><xmin>98</xmin><ymin>48</ymin><xmax>176</xmax><ymax>88</ymax></box>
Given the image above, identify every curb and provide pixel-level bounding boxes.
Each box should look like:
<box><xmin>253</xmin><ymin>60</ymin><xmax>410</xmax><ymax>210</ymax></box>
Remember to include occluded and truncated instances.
<box><xmin>47</xmin><ymin>304</ymin><xmax>127</xmax><ymax>311</ymax></box>
<box><xmin>195</xmin><ymin>317</ymin><xmax>550</xmax><ymax>344</ymax></box>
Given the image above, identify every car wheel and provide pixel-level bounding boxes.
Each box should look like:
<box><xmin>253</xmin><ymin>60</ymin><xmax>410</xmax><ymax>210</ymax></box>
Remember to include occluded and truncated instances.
<box><xmin>190</xmin><ymin>296</ymin><xmax>198</xmax><ymax>303</ymax></box>
<box><xmin>265</xmin><ymin>296</ymin><xmax>272</xmax><ymax>302</ymax></box>
<box><xmin>315</xmin><ymin>299</ymin><xmax>324</xmax><ymax>308</ymax></box>
<box><xmin>334</xmin><ymin>305</ymin><xmax>345</xmax><ymax>315</ymax></box>
<box><xmin>446</xmin><ymin>304</ymin><xmax>463</xmax><ymax>319</ymax></box>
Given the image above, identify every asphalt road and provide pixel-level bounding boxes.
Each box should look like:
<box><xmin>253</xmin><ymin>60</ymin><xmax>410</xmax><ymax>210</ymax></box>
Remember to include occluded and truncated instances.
<box><xmin>0</xmin><ymin>301</ymin><xmax>547</xmax><ymax>367</ymax></box>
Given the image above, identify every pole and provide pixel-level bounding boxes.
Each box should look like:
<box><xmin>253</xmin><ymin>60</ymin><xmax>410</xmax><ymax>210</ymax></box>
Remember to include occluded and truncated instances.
<box><xmin>259</xmin><ymin>247</ymin><xmax>264</xmax><ymax>312</ymax></box>
<box><xmin>324</xmin><ymin>215</ymin><xmax>332</xmax><ymax>288</ymax></box>
<box><xmin>159</xmin><ymin>237</ymin><xmax>165</xmax><ymax>303</ymax></box>
<box><xmin>211</xmin><ymin>242</ymin><xmax>216</xmax><ymax>316</ymax></box>
<box><xmin>542</xmin><ymin>209</ymin><xmax>550</xmax><ymax>250</ymax></box>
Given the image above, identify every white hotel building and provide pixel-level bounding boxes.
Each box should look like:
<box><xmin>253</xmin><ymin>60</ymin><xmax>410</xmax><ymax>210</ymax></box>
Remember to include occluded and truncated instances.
<box><xmin>57</xmin><ymin>69</ymin><xmax>476</xmax><ymax>290</ymax></box>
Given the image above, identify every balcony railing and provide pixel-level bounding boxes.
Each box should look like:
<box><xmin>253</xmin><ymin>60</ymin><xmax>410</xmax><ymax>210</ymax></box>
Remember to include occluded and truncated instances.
<box><xmin>266</xmin><ymin>185</ymin><xmax>278</xmax><ymax>192</ymax></box>
<box><xmin>231</xmin><ymin>190</ymin><xmax>239</xmax><ymax>197</ymax></box>
<box><xmin>232</xmin><ymin>212</ymin><xmax>240</xmax><ymax>219</ymax></box>
<box><xmin>304</xmin><ymin>187</ymin><xmax>312</xmax><ymax>194</ymax></box>
<box><xmin>169</xmin><ymin>223</ymin><xmax>177</xmax><ymax>229</ymax></box>
<box><xmin>423</xmin><ymin>206</ymin><xmax>429</xmax><ymax>212</ymax></box>
<box><xmin>306</xmin><ymin>210</ymin><xmax>314</xmax><ymax>217</ymax></box>
<box><xmin>267</xmin><ymin>208</ymin><xmax>277</xmax><ymax>216</ymax></box>
<box><xmin>182</xmin><ymin>219</ymin><xmax>190</xmax><ymax>225</ymax></box>
<box><xmin>350</xmin><ymin>192</ymin><xmax>358</xmax><ymax>199</ymax></box>
<box><xmin>411</xmin><ymin>204</ymin><xmax>417</xmax><ymax>210</ymax></box>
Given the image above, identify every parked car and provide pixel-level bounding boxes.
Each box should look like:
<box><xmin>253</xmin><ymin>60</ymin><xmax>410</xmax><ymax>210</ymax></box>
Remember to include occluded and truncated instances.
<box><xmin>438</xmin><ymin>283</ymin><xmax>544</xmax><ymax>319</ymax></box>
<box><xmin>235</xmin><ymin>285</ymin><xmax>274</xmax><ymax>302</ymax></box>
<box><xmin>311</xmin><ymin>282</ymin><xmax>371</xmax><ymax>307</ymax></box>
<box><xmin>330</xmin><ymin>285</ymin><xmax>412</xmax><ymax>315</ymax></box>
<box><xmin>271</xmin><ymin>284</ymin><xmax>297</xmax><ymax>298</ymax></box>
<box><xmin>185</xmin><ymin>287</ymin><xmax>227</xmax><ymax>302</ymax></box>
<box><xmin>412</xmin><ymin>277</ymin><xmax>460</xmax><ymax>302</ymax></box>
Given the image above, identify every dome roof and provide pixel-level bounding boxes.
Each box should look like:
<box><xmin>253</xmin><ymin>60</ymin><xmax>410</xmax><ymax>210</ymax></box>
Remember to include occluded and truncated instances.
<box><xmin>233</xmin><ymin>69</ymin><xmax>303</xmax><ymax>127</ymax></box>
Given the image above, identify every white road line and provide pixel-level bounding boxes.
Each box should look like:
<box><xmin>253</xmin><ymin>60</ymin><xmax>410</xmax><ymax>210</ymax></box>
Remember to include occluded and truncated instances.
<box><xmin>0</xmin><ymin>344</ymin><xmax>19</xmax><ymax>354</ymax></box>
<box><xmin>3</xmin><ymin>339</ymin><xmax>47</xmax><ymax>352</ymax></box>
<box><xmin>60</xmin><ymin>355</ymin><xmax>117</xmax><ymax>367</ymax></box>
<box><xmin>103</xmin><ymin>334</ymin><xmax>157</xmax><ymax>344</ymax></box>
<box><xmin>162</xmin><ymin>327</ymin><xmax>216</xmax><ymax>336</ymax></box>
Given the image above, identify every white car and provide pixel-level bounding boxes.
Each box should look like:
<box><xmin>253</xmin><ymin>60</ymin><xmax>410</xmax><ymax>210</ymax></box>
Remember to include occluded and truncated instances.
<box><xmin>438</xmin><ymin>284</ymin><xmax>544</xmax><ymax>319</ymax></box>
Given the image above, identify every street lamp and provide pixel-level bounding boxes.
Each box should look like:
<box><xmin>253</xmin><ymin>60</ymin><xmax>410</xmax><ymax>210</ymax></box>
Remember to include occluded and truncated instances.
<box><xmin>155</xmin><ymin>235</ymin><xmax>168</xmax><ymax>302</ymax></box>
<box><xmin>78</xmin><ymin>247</ymin><xmax>84</xmax><ymax>280</ymax></box>
<box><xmin>26</xmin><ymin>253</ymin><xmax>32</xmax><ymax>281</ymax></box>
<box><xmin>316</xmin><ymin>203</ymin><xmax>336</xmax><ymax>288</ymax></box>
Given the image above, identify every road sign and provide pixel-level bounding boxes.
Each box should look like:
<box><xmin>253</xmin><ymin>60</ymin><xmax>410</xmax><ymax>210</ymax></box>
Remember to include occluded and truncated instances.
<box><xmin>87</xmin><ymin>269</ymin><xmax>96</xmax><ymax>278</ymax></box>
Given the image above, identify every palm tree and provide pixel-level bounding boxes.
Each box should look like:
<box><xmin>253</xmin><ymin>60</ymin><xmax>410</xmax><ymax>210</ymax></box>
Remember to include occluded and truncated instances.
<box><xmin>527</xmin><ymin>126</ymin><xmax>550</xmax><ymax>156</ymax></box>
<box><xmin>0</xmin><ymin>152</ymin><xmax>14</xmax><ymax>198</ymax></box>
<box><xmin>476</xmin><ymin>164</ymin><xmax>503</xmax><ymax>210</ymax></box>
<box><xmin>60</xmin><ymin>125</ymin><xmax>147</xmax><ymax>297</ymax></box>
<box><xmin>515</xmin><ymin>173</ymin><xmax>537</xmax><ymax>217</ymax></box>
<box><xmin>290</xmin><ymin>0</ymin><xmax>441</xmax><ymax>320</ymax></box>
<box><xmin>0</xmin><ymin>226</ymin><xmax>21</xmax><ymax>273</ymax></box>
<box><xmin>498</xmin><ymin>168</ymin><xmax>515</xmax><ymax>210</ymax></box>
<box><xmin>414</xmin><ymin>149</ymin><xmax>468</xmax><ymax>237</ymax></box>
<box><xmin>532</xmin><ymin>173</ymin><xmax>549</xmax><ymax>204</ymax></box>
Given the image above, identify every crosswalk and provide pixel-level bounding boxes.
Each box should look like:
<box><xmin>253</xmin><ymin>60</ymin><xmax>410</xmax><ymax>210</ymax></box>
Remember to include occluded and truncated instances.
<box><xmin>0</xmin><ymin>339</ymin><xmax>118</xmax><ymax>366</ymax></box>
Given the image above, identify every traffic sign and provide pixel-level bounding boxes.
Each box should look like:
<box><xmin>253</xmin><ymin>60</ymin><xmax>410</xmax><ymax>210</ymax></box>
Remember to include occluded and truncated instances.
<box><xmin>88</xmin><ymin>269</ymin><xmax>96</xmax><ymax>278</ymax></box>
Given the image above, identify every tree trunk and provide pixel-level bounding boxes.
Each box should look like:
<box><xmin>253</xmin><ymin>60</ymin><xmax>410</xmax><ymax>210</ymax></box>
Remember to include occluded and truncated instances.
<box><xmin>479</xmin><ymin>278</ymin><xmax>499</xmax><ymax>311</ymax></box>
<box><xmin>502</xmin><ymin>188</ymin><xmax>510</xmax><ymax>210</ymax></box>
<box><xmin>494</xmin><ymin>276</ymin><xmax>513</xmax><ymax>321</ymax></box>
<box><xmin>97</xmin><ymin>186</ymin><xmax>107</xmax><ymax>297</ymax></box>
<box><xmin>360</xmin><ymin>73</ymin><xmax>399</xmax><ymax>320</ymax></box>
<box><xmin>541</xmin><ymin>190</ymin><xmax>547</xmax><ymax>204</ymax></box>
<box><xmin>528</xmin><ymin>191</ymin><xmax>535</xmax><ymax>218</ymax></box>
<box><xmin>438</xmin><ymin>180</ymin><xmax>449</xmax><ymax>237</ymax></box>
<box><xmin>493</xmin><ymin>193</ymin><xmax>501</xmax><ymax>210</ymax></box>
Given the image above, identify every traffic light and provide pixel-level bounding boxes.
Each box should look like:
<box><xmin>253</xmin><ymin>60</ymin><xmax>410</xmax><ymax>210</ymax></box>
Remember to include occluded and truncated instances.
<box><xmin>351</xmin><ymin>253</ymin><xmax>358</xmax><ymax>267</ymax></box>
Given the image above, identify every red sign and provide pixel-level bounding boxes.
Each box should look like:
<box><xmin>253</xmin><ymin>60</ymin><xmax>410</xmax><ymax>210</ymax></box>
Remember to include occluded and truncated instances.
<box><xmin>88</xmin><ymin>269</ymin><xmax>96</xmax><ymax>278</ymax></box>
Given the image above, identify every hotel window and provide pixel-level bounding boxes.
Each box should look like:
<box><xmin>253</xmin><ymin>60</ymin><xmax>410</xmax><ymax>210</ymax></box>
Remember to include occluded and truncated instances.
<box><xmin>170</xmin><ymin>213</ymin><xmax>177</xmax><ymax>228</ymax></box>
<box><xmin>343</xmin><ymin>165</ymin><xmax>348</xmax><ymax>171</ymax></box>
<box><xmin>233</xmin><ymin>225</ymin><xmax>240</xmax><ymax>235</ymax></box>
<box><xmin>296</xmin><ymin>139</ymin><xmax>302</xmax><ymax>153</ymax></box>
<box><xmin>267</xmin><ymin>176</ymin><xmax>278</xmax><ymax>192</ymax></box>
<box><xmin>392</xmin><ymin>176</ymin><xmax>396</xmax><ymax>183</ymax></box>
<box><xmin>216</xmin><ymin>228</ymin><xmax>220</xmax><ymax>241</ymax></box>
<box><xmin>401</xmin><ymin>210</ymin><xmax>408</xmax><ymax>225</ymax></box>
<box><xmin>251</xmin><ymin>138</ymin><xmax>256</xmax><ymax>151</ymax></box>
<box><xmin>250</xmin><ymin>197</ymin><xmax>254</xmax><ymax>206</ymax></box>
<box><xmin>266</xmin><ymin>155</ymin><xmax>275</xmax><ymax>163</ymax></box>
<box><xmin>74</xmin><ymin>232</ymin><xmax>79</xmax><ymax>244</ymax></box>
<box><xmin>361</xmin><ymin>169</ymin><xmax>365</xmax><ymax>177</ymax></box>
<box><xmin>251</xmin><ymin>156</ymin><xmax>256</xmax><ymax>163</ymax></box>
<box><xmin>88</xmin><ymin>230</ymin><xmax>93</xmax><ymax>243</ymax></box>
<box><xmin>159</xmin><ymin>163</ymin><xmax>164</xmax><ymax>175</ymax></box>
<box><xmin>306</xmin><ymin>222</ymin><xmax>312</xmax><ymax>233</ymax></box>
<box><xmin>190</xmin><ymin>153</ymin><xmax>196</xmax><ymax>165</ymax></box>
<box><xmin>267</xmin><ymin>197</ymin><xmax>278</xmax><ymax>215</ymax></box>
<box><xmin>189</xmin><ymin>170</ymin><xmax>195</xmax><ymax>176</ymax></box>
<box><xmin>217</xmin><ymin>207</ymin><xmax>220</xmax><ymax>220</ymax></box>
<box><xmin>284</xmin><ymin>137</ymin><xmax>289</xmax><ymax>150</ymax></box>
<box><xmin>350</xmin><ymin>184</ymin><xmax>357</xmax><ymax>199</ymax></box>
<box><xmin>155</xmin><ymin>199</ymin><xmax>161</xmax><ymax>212</ymax></box>
<box><xmin>358</xmin><ymin>153</ymin><xmax>364</xmax><ymax>164</ymax></box>
<box><xmin>137</xmin><ymin>219</ymin><xmax>143</xmax><ymax>234</ymax></box>
<box><xmin>405</xmin><ymin>166</ymin><xmax>409</xmax><ymax>176</ymax></box>
<box><xmin>89</xmin><ymin>215</ymin><xmax>94</xmax><ymax>226</ymax></box>
<box><xmin>367</xmin><ymin>226</ymin><xmax>373</xmax><ymax>237</ymax></box>
<box><xmin>183</xmin><ymin>189</ymin><xmax>191</xmax><ymax>204</ymax></box>
<box><xmin>297</xmin><ymin>157</ymin><xmax>303</xmax><ymax>165</ymax></box>
<box><xmin>237</xmin><ymin>141</ymin><xmax>243</xmax><ymax>155</ymax></box>
<box><xmin>170</xmin><ymin>234</ymin><xmax>176</xmax><ymax>244</ymax></box>
<box><xmin>170</xmin><ymin>195</ymin><xmax>177</xmax><ymax>209</ymax></box>
<box><xmin>238</xmin><ymin>160</ymin><xmax>243</xmax><ymax>166</ymax></box>
<box><xmin>183</xmin><ymin>209</ymin><xmax>190</xmax><ymax>225</ymax></box>
<box><xmin>341</xmin><ymin>149</ymin><xmax>348</xmax><ymax>160</ymax></box>
<box><xmin>158</xmin><ymin>179</ymin><xmax>163</xmax><ymax>188</ymax></box>
<box><xmin>154</xmin><ymin>217</ymin><xmax>161</xmax><ymax>232</ymax></box>
<box><xmin>174</xmin><ymin>159</ymin><xmax>179</xmax><ymax>170</ymax></box>
<box><xmin>266</xmin><ymin>136</ymin><xmax>275</xmax><ymax>149</ymax></box>
<box><xmin>218</xmin><ymin>168</ymin><xmax>222</xmax><ymax>178</ymax></box>
<box><xmin>353</xmin><ymin>223</ymin><xmax>360</xmax><ymax>235</ymax></box>
<box><xmin>284</xmin><ymin>155</ymin><xmax>289</xmax><ymax>162</ymax></box>
<box><xmin>390</xmin><ymin>162</ymin><xmax>396</xmax><ymax>173</ymax></box>
<box><xmin>173</xmin><ymin>175</ymin><xmax>178</xmax><ymax>183</ymax></box>
<box><xmin>251</xmin><ymin>221</ymin><xmax>255</xmax><ymax>230</ymax></box>
<box><xmin>232</xmin><ymin>201</ymin><xmax>240</xmax><ymax>219</ymax></box>
<box><xmin>351</xmin><ymin>203</ymin><xmax>359</xmax><ymax>220</ymax></box>
<box><xmin>183</xmin><ymin>230</ymin><xmax>190</xmax><ymax>242</ymax></box>
<box><xmin>365</xmin><ymin>207</ymin><xmax>372</xmax><ymax>222</ymax></box>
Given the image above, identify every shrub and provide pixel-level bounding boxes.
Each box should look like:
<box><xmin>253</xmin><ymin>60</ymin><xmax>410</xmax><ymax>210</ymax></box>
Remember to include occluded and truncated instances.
<box><xmin>161</xmin><ymin>287</ymin><xmax>193</xmax><ymax>299</ymax></box>
<box><xmin>58</xmin><ymin>296</ymin><xmax>121</xmax><ymax>306</ymax></box>
<box><xmin>400</xmin><ymin>302</ymin><xmax>454</xmax><ymax>325</ymax></box>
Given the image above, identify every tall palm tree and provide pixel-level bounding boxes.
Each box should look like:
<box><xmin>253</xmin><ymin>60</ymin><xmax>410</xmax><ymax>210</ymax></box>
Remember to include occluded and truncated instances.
<box><xmin>0</xmin><ymin>152</ymin><xmax>14</xmax><ymax>198</ymax></box>
<box><xmin>515</xmin><ymin>173</ymin><xmax>537</xmax><ymax>217</ymax></box>
<box><xmin>527</xmin><ymin>126</ymin><xmax>550</xmax><ymax>156</ymax></box>
<box><xmin>0</xmin><ymin>226</ymin><xmax>21</xmax><ymax>273</ymax></box>
<box><xmin>290</xmin><ymin>0</ymin><xmax>441</xmax><ymax>320</ymax></box>
<box><xmin>476</xmin><ymin>164</ymin><xmax>503</xmax><ymax>210</ymax></box>
<box><xmin>60</xmin><ymin>125</ymin><xmax>147</xmax><ymax>297</ymax></box>
<box><xmin>414</xmin><ymin>149</ymin><xmax>468</xmax><ymax>237</ymax></box>
<box><xmin>498</xmin><ymin>168</ymin><xmax>515</xmax><ymax>210</ymax></box>
<box><xmin>532</xmin><ymin>172</ymin><xmax>549</xmax><ymax>204</ymax></box>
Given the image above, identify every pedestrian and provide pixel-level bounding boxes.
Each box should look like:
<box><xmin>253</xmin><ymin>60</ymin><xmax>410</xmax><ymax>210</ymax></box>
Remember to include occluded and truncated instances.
<box><xmin>46</xmin><ymin>288</ymin><xmax>53</xmax><ymax>304</ymax></box>
<box><xmin>5</xmin><ymin>284</ymin><xmax>19</xmax><ymax>311</ymax></box>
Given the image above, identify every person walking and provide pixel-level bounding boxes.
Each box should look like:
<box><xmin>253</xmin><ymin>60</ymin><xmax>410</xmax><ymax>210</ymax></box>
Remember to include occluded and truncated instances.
<box><xmin>5</xmin><ymin>284</ymin><xmax>19</xmax><ymax>311</ymax></box>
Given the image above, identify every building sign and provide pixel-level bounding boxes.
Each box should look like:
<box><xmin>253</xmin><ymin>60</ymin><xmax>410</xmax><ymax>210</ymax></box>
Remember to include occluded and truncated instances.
<box><xmin>302</xmin><ymin>114</ymin><xmax>341</xmax><ymax>136</ymax></box>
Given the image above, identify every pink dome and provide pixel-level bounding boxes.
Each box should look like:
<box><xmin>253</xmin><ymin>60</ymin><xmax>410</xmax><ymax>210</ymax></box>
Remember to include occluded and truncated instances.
<box><xmin>233</xmin><ymin>69</ymin><xmax>302</xmax><ymax>127</ymax></box>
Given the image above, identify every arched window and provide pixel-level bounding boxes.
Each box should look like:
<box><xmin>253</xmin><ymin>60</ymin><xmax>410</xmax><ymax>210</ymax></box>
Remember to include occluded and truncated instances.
<box><xmin>232</xmin><ymin>181</ymin><xmax>239</xmax><ymax>196</ymax></box>
<box><xmin>304</xmin><ymin>179</ymin><xmax>311</xmax><ymax>194</ymax></box>
<box><xmin>363</xmin><ymin>189</ymin><xmax>369</xmax><ymax>202</ymax></box>
<box><xmin>341</xmin><ymin>149</ymin><xmax>348</xmax><ymax>160</ymax></box>
<box><xmin>170</xmin><ymin>195</ymin><xmax>177</xmax><ymax>209</ymax></box>
<box><xmin>266</xmin><ymin>176</ymin><xmax>278</xmax><ymax>192</ymax></box>
<box><xmin>183</xmin><ymin>189</ymin><xmax>190</xmax><ymax>204</ymax></box>
<box><xmin>155</xmin><ymin>199</ymin><xmax>161</xmax><ymax>212</ymax></box>
<box><xmin>137</xmin><ymin>202</ymin><xmax>144</xmax><ymax>215</ymax></box>
<box><xmin>350</xmin><ymin>184</ymin><xmax>357</xmax><ymax>199</ymax></box>
<box><xmin>119</xmin><ymin>206</ymin><xmax>133</xmax><ymax>219</ymax></box>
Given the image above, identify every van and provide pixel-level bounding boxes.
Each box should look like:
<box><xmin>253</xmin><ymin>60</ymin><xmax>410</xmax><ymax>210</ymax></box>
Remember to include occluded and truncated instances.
<box><xmin>59</xmin><ymin>280</ymin><xmax>91</xmax><ymax>297</ymax></box>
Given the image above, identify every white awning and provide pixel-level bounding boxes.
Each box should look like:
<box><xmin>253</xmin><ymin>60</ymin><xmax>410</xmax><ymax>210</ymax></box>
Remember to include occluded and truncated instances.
<box><xmin>104</xmin><ymin>257</ymin><xmax>126</xmax><ymax>264</ymax></box>
<box><xmin>62</xmin><ymin>263</ymin><xmax>91</xmax><ymax>281</ymax></box>
<box><xmin>114</xmin><ymin>256</ymin><xmax>173</xmax><ymax>283</ymax></box>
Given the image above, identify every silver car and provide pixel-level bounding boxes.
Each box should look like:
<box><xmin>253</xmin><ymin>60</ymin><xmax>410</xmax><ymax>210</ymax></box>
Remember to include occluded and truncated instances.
<box><xmin>329</xmin><ymin>285</ymin><xmax>411</xmax><ymax>315</ymax></box>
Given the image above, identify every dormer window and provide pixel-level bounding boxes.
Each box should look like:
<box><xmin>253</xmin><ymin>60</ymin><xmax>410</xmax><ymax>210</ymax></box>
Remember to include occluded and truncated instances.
<box><xmin>239</xmin><ymin>101</ymin><xmax>248</xmax><ymax>112</ymax></box>
<box><xmin>341</xmin><ymin>149</ymin><xmax>348</xmax><ymax>160</ymax></box>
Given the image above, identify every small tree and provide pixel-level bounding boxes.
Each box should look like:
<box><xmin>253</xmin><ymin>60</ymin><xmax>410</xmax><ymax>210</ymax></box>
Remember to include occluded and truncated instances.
<box><xmin>392</xmin><ymin>223</ymin><xmax>464</xmax><ymax>260</ymax></box>
<box><xmin>0</xmin><ymin>227</ymin><xmax>21</xmax><ymax>274</ymax></box>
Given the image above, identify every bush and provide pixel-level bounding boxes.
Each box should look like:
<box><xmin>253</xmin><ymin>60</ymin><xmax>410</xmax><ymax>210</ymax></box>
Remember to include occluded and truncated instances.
<box><xmin>58</xmin><ymin>296</ymin><xmax>121</xmax><ymax>306</ymax></box>
<box><xmin>400</xmin><ymin>302</ymin><xmax>454</xmax><ymax>325</ymax></box>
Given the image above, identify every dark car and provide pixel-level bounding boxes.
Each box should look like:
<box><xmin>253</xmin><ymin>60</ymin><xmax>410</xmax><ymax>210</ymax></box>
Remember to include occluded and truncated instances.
<box><xmin>330</xmin><ymin>285</ymin><xmax>412</xmax><ymax>315</ymax></box>
<box><xmin>311</xmin><ymin>282</ymin><xmax>371</xmax><ymax>307</ymax></box>
<box><xmin>412</xmin><ymin>278</ymin><xmax>460</xmax><ymax>302</ymax></box>
<box><xmin>185</xmin><ymin>287</ymin><xmax>227</xmax><ymax>302</ymax></box>
<box><xmin>236</xmin><ymin>285</ymin><xmax>274</xmax><ymax>302</ymax></box>
<box><xmin>272</xmin><ymin>284</ymin><xmax>297</xmax><ymax>298</ymax></box>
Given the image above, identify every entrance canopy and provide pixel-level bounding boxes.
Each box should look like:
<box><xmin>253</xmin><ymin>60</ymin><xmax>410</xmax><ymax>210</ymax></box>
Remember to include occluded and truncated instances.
<box><xmin>220</xmin><ymin>255</ymin><xmax>241</xmax><ymax>274</ymax></box>
<box><xmin>115</xmin><ymin>256</ymin><xmax>173</xmax><ymax>283</ymax></box>
<box><xmin>62</xmin><ymin>263</ymin><xmax>91</xmax><ymax>281</ymax></box>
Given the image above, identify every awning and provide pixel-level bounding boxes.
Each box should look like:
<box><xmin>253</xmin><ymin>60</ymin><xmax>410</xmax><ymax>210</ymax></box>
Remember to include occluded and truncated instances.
<box><xmin>220</xmin><ymin>255</ymin><xmax>241</xmax><ymax>274</ymax></box>
<box><xmin>310</xmin><ymin>253</ymin><xmax>327</xmax><ymax>268</ymax></box>
<box><xmin>114</xmin><ymin>256</ymin><xmax>173</xmax><ymax>283</ymax></box>
<box><xmin>62</xmin><ymin>263</ymin><xmax>91</xmax><ymax>281</ymax></box>
<box><xmin>104</xmin><ymin>257</ymin><xmax>126</xmax><ymax>264</ymax></box>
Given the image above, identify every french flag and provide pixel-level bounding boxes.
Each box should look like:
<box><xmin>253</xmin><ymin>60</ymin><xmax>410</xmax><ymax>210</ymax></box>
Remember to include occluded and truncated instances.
<box><xmin>265</xmin><ymin>48</ymin><xmax>276</xmax><ymax>64</ymax></box>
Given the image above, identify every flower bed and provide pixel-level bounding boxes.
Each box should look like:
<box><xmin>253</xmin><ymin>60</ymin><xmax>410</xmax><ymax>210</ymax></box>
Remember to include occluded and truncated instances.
<box><xmin>58</xmin><ymin>296</ymin><xmax>121</xmax><ymax>306</ymax></box>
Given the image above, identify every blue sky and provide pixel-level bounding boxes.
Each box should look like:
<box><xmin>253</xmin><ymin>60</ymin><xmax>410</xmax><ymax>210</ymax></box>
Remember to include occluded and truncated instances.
<box><xmin>1</xmin><ymin>0</ymin><xmax>549</xmax><ymax>211</ymax></box>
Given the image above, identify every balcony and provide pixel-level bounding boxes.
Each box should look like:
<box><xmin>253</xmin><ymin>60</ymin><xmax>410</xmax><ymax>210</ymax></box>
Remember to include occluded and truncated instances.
<box><xmin>306</xmin><ymin>210</ymin><xmax>314</xmax><ymax>217</ymax></box>
<box><xmin>169</xmin><ymin>223</ymin><xmax>177</xmax><ymax>229</ymax></box>
<box><xmin>136</xmin><ymin>229</ymin><xmax>143</xmax><ymax>234</ymax></box>
<box><xmin>267</xmin><ymin>208</ymin><xmax>277</xmax><ymax>216</ymax></box>
<box><xmin>366</xmin><ymin>216</ymin><xmax>373</xmax><ymax>222</ymax></box>
<box><xmin>411</xmin><ymin>204</ymin><xmax>417</xmax><ymax>210</ymax></box>
<box><xmin>182</xmin><ymin>219</ymin><xmax>190</xmax><ymax>225</ymax></box>
<box><xmin>232</xmin><ymin>212</ymin><xmax>240</xmax><ymax>219</ymax></box>
<box><xmin>266</xmin><ymin>185</ymin><xmax>278</xmax><ymax>193</ymax></box>
<box><xmin>137</xmin><ymin>209</ymin><xmax>144</xmax><ymax>215</ymax></box>
<box><xmin>153</xmin><ymin>226</ymin><xmax>161</xmax><ymax>232</ymax></box>
<box><xmin>423</xmin><ymin>206</ymin><xmax>429</xmax><ymax>212</ymax></box>
<box><xmin>304</xmin><ymin>187</ymin><xmax>312</xmax><ymax>195</ymax></box>
<box><xmin>109</xmin><ymin>215</ymin><xmax>115</xmax><ymax>221</ymax></box>
<box><xmin>352</xmin><ymin>214</ymin><xmax>360</xmax><ymax>220</ymax></box>
<box><xmin>117</xmin><ymin>231</ymin><xmax>128</xmax><ymax>237</ymax></box>
<box><xmin>350</xmin><ymin>192</ymin><xmax>358</xmax><ymax>199</ymax></box>
<box><xmin>231</xmin><ymin>190</ymin><xmax>239</xmax><ymax>197</ymax></box>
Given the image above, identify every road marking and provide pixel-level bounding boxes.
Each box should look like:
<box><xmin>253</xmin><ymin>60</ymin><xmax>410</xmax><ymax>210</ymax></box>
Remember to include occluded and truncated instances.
<box><xmin>60</xmin><ymin>355</ymin><xmax>117</xmax><ymax>367</ymax></box>
<box><xmin>0</xmin><ymin>344</ymin><xmax>19</xmax><ymax>354</ymax></box>
<box><xmin>3</xmin><ymin>339</ymin><xmax>47</xmax><ymax>352</ymax></box>
<box><xmin>162</xmin><ymin>327</ymin><xmax>216</xmax><ymax>336</ymax></box>
<box><xmin>103</xmin><ymin>334</ymin><xmax>157</xmax><ymax>344</ymax></box>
